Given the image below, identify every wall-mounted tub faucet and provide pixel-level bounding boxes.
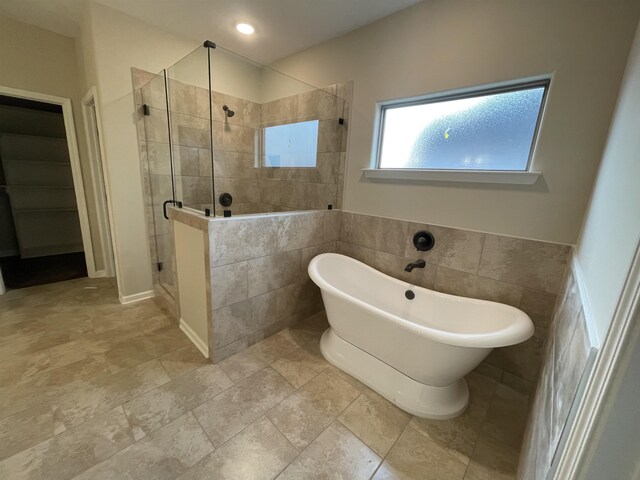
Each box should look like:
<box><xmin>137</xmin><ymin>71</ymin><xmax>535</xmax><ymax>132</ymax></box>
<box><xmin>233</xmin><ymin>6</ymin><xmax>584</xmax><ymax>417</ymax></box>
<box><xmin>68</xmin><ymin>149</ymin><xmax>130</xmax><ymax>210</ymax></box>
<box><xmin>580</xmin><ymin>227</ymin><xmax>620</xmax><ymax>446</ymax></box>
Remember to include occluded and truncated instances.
<box><xmin>404</xmin><ymin>259</ymin><xmax>426</xmax><ymax>272</ymax></box>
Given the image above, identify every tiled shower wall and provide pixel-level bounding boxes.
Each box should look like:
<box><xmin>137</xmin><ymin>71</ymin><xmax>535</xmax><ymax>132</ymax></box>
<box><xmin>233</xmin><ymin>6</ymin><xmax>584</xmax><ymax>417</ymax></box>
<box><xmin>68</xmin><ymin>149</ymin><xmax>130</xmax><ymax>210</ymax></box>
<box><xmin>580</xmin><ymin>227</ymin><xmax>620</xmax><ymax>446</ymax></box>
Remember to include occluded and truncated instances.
<box><xmin>207</xmin><ymin>209</ymin><xmax>340</xmax><ymax>362</ymax></box>
<box><xmin>338</xmin><ymin>211</ymin><xmax>573</xmax><ymax>394</ymax></box>
<box><xmin>519</xmin><ymin>256</ymin><xmax>593</xmax><ymax>479</ymax></box>
<box><xmin>133</xmin><ymin>68</ymin><xmax>350</xmax><ymax>295</ymax></box>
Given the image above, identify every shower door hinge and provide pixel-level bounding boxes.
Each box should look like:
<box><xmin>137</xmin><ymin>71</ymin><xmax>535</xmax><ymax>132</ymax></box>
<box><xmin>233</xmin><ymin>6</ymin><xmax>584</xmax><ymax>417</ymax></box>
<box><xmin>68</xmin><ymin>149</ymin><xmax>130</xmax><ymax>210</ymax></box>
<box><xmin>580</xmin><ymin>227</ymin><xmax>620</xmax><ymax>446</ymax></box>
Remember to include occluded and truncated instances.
<box><xmin>142</xmin><ymin>104</ymin><xmax>150</xmax><ymax>116</ymax></box>
<box><xmin>157</xmin><ymin>262</ymin><xmax>163</xmax><ymax>272</ymax></box>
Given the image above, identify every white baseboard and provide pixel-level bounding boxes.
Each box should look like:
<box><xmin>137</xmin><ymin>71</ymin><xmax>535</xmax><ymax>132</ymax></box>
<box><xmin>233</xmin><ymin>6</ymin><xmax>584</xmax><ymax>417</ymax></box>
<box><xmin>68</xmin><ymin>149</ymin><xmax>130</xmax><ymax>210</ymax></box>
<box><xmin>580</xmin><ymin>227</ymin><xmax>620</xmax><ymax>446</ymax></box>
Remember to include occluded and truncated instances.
<box><xmin>119</xmin><ymin>289</ymin><xmax>155</xmax><ymax>305</ymax></box>
<box><xmin>90</xmin><ymin>270</ymin><xmax>107</xmax><ymax>279</ymax></box>
<box><xmin>179</xmin><ymin>319</ymin><xmax>209</xmax><ymax>358</ymax></box>
<box><xmin>572</xmin><ymin>255</ymin><xmax>600</xmax><ymax>348</ymax></box>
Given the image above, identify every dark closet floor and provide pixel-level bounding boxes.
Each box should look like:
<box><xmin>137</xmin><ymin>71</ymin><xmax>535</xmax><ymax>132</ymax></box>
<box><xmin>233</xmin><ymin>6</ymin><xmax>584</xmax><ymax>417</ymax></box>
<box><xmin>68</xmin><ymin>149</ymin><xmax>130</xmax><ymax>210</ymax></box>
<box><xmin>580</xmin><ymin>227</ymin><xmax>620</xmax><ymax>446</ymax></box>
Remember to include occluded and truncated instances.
<box><xmin>0</xmin><ymin>252</ymin><xmax>87</xmax><ymax>289</ymax></box>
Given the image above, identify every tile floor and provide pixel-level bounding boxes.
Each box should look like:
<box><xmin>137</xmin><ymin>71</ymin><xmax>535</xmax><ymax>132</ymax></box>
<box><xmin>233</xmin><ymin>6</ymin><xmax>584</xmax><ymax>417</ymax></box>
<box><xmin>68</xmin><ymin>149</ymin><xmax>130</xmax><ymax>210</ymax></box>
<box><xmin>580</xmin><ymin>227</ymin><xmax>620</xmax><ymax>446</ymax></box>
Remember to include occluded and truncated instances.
<box><xmin>0</xmin><ymin>277</ymin><xmax>529</xmax><ymax>479</ymax></box>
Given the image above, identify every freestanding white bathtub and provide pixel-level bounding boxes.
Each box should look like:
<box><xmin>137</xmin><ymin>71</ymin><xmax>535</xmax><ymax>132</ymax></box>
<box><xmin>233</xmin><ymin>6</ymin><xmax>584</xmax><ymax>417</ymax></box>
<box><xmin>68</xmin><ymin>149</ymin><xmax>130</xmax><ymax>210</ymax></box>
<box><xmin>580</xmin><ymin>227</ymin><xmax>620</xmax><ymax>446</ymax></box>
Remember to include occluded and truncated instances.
<box><xmin>308</xmin><ymin>253</ymin><xmax>534</xmax><ymax>419</ymax></box>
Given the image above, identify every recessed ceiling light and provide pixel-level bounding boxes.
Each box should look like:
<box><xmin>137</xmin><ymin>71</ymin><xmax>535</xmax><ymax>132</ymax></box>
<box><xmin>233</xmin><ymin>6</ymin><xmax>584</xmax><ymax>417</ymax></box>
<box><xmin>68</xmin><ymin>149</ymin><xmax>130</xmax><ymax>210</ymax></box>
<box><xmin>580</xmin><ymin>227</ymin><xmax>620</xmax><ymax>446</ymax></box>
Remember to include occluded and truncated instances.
<box><xmin>236</xmin><ymin>23</ymin><xmax>255</xmax><ymax>35</ymax></box>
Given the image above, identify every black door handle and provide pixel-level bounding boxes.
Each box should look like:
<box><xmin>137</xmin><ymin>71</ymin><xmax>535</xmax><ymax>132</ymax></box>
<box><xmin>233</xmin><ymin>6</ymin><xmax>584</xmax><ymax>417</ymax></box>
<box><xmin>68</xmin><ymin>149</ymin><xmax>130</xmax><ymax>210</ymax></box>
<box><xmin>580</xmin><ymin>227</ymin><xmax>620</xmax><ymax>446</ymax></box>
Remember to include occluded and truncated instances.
<box><xmin>162</xmin><ymin>199</ymin><xmax>175</xmax><ymax>220</ymax></box>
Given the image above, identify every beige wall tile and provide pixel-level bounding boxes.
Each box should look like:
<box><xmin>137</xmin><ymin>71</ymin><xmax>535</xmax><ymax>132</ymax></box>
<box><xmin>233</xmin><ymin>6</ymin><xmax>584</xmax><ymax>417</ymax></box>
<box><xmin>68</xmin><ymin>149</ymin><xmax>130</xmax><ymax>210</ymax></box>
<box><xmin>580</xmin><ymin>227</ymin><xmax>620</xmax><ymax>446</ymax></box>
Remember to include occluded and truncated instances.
<box><xmin>301</xmin><ymin>242</ymin><xmax>338</xmax><ymax>270</ymax></box>
<box><xmin>276</xmin><ymin>212</ymin><xmax>325</xmax><ymax>252</ymax></box>
<box><xmin>213</xmin><ymin>301</ymin><xmax>254</xmax><ymax>349</ymax></box>
<box><xmin>211</xmin><ymin>261</ymin><xmax>248</xmax><ymax>310</ymax></box>
<box><xmin>168</xmin><ymin>79</ymin><xmax>197</xmax><ymax>117</ymax></box>
<box><xmin>405</xmin><ymin>223</ymin><xmax>485</xmax><ymax>274</ymax></box>
<box><xmin>276</xmin><ymin>279</ymin><xmax>322</xmax><ymax>321</ymax></box>
<box><xmin>486</xmin><ymin>336</ymin><xmax>543</xmax><ymax>382</ymax></box>
<box><xmin>323</xmin><ymin>210</ymin><xmax>341</xmax><ymax>242</ymax></box>
<box><xmin>210</xmin><ymin>216</ymin><xmax>278</xmax><ymax>266</ymax></box>
<box><xmin>374</xmin><ymin>250</ymin><xmax>437</xmax><ymax>289</ymax></box>
<box><xmin>519</xmin><ymin>288</ymin><xmax>558</xmax><ymax>339</ymax></box>
<box><xmin>262</xmin><ymin>96</ymin><xmax>298</xmax><ymax>125</ymax></box>
<box><xmin>479</xmin><ymin>235</ymin><xmax>571</xmax><ymax>293</ymax></box>
<box><xmin>435</xmin><ymin>267</ymin><xmax>523</xmax><ymax>307</ymax></box>
<box><xmin>247</xmin><ymin>250</ymin><xmax>302</xmax><ymax>297</ymax></box>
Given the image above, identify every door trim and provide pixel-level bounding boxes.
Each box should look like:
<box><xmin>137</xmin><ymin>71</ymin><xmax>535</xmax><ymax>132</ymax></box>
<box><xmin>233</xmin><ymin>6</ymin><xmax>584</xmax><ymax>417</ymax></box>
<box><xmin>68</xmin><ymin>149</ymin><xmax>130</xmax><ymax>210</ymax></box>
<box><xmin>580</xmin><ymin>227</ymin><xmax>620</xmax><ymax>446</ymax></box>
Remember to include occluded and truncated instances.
<box><xmin>82</xmin><ymin>87</ymin><xmax>116</xmax><ymax>278</ymax></box>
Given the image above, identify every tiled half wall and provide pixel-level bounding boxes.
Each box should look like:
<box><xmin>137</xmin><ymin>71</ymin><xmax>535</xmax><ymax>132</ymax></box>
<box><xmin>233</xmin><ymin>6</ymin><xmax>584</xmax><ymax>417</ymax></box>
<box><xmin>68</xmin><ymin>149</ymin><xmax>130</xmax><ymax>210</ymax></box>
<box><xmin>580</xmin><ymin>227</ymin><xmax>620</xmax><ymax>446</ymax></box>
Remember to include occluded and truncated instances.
<box><xmin>519</xmin><ymin>255</ymin><xmax>594</xmax><ymax>479</ymax></box>
<box><xmin>170</xmin><ymin>208</ymin><xmax>340</xmax><ymax>363</ymax></box>
<box><xmin>338</xmin><ymin>211</ymin><xmax>573</xmax><ymax>395</ymax></box>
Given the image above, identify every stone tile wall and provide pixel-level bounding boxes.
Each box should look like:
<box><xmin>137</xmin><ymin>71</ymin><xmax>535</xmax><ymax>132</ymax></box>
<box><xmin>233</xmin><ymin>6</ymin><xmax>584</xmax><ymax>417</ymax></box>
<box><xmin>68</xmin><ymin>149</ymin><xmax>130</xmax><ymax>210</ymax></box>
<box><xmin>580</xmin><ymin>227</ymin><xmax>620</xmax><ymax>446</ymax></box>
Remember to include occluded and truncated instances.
<box><xmin>338</xmin><ymin>211</ymin><xmax>573</xmax><ymax>395</ymax></box>
<box><xmin>518</xmin><ymin>256</ymin><xmax>593</xmax><ymax>479</ymax></box>
<box><xmin>207</xmin><ymin>209</ymin><xmax>341</xmax><ymax>362</ymax></box>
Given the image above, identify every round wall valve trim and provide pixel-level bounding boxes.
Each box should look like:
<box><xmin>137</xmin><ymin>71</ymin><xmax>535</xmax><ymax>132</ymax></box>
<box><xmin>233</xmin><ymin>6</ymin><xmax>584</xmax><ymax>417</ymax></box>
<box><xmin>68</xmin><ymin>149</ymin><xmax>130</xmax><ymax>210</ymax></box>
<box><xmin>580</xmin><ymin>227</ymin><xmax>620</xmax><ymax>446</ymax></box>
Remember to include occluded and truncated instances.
<box><xmin>413</xmin><ymin>230</ymin><xmax>435</xmax><ymax>251</ymax></box>
<box><xmin>219</xmin><ymin>192</ymin><xmax>233</xmax><ymax>207</ymax></box>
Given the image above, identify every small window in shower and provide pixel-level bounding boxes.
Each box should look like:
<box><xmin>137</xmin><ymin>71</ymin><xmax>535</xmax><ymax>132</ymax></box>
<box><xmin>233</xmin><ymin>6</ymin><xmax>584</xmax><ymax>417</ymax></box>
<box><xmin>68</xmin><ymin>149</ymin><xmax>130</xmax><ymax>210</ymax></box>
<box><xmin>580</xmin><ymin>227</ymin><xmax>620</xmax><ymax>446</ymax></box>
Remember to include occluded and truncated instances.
<box><xmin>263</xmin><ymin>120</ymin><xmax>319</xmax><ymax>168</ymax></box>
<box><xmin>374</xmin><ymin>79</ymin><xmax>549</xmax><ymax>172</ymax></box>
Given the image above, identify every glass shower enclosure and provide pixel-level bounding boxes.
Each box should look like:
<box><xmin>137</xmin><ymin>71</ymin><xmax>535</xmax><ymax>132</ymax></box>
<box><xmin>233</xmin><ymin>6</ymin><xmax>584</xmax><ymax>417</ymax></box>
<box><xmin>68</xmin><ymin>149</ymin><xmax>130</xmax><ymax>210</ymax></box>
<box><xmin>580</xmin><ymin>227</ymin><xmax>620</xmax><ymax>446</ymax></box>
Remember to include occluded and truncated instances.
<box><xmin>135</xmin><ymin>41</ymin><xmax>350</xmax><ymax>300</ymax></box>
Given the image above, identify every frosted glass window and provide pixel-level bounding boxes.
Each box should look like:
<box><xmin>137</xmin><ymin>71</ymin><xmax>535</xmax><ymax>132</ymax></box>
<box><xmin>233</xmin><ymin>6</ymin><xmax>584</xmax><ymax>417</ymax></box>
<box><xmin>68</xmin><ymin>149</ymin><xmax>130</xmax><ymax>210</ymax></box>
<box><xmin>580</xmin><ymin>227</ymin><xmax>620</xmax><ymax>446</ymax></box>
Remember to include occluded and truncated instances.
<box><xmin>377</xmin><ymin>82</ymin><xmax>548</xmax><ymax>171</ymax></box>
<box><xmin>263</xmin><ymin>120</ymin><xmax>318</xmax><ymax>168</ymax></box>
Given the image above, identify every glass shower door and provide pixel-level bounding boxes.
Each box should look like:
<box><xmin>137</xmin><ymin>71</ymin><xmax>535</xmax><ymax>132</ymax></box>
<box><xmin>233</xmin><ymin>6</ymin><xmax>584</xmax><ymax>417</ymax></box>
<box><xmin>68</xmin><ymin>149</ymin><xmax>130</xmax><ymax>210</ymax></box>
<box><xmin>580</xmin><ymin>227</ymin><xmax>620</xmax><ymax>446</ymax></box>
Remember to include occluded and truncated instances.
<box><xmin>139</xmin><ymin>70</ymin><xmax>177</xmax><ymax>298</ymax></box>
<box><xmin>166</xmin><ymin>46</ymin><xmax>214</xmax><ymax>213</ymax></box>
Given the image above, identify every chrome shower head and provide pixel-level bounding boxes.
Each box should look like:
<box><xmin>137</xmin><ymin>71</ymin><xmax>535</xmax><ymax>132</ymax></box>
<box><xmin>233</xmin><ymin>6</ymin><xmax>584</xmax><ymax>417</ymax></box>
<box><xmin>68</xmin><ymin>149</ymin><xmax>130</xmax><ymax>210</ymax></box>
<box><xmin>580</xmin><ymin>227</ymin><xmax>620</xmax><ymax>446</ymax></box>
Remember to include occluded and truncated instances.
<box><xmin>222</xmin><ymin>105</ymin><xmax>235</xmax><ymax>118</ymax></box>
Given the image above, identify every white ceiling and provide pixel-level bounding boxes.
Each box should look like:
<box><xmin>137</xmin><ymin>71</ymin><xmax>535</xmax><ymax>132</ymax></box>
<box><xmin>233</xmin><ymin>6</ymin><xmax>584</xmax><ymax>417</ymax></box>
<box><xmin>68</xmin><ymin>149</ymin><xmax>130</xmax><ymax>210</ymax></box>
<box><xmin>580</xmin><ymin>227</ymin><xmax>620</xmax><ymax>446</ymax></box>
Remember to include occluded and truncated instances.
<box><xmin>0</xmin><ymin>0</ymin><xmax>423</xmax><ymax>63</ymax></box>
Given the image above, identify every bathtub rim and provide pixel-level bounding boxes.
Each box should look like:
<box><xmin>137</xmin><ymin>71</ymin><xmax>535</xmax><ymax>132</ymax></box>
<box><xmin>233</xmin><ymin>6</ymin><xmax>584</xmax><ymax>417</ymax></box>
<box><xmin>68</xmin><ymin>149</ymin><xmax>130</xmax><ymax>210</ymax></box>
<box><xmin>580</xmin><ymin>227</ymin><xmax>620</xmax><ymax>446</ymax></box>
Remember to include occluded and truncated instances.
<box><xmin>309</xmin><ymin>252</ymin><xmax>534</xmax><ymax>348</ymax></box>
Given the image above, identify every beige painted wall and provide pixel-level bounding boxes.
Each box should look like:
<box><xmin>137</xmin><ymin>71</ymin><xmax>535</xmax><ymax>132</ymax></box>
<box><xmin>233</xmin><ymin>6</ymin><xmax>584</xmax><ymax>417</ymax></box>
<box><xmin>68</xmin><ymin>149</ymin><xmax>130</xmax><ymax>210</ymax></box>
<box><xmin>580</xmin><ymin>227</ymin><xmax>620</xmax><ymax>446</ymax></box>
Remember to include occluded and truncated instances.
<box><xmin>174</xmin><ymin>221</ymin><xmax>208</xmax><ymax>356</ymax></box>
<box><xmin>78</xmin><ymin>1</ymin><xmax>198</xmax><ymax>299</ymax></box>
<box><xmin>271</xmin><ymin>0</ymin><xmax>640</xmax><ymax>244</ymax></box>
<box><xmin>0</xmin><ymin>13</ymin><xmax>104</xmax><ymax>270</ymax></box>
<box><xmin>576</xmin><ymin>20</ymin><xmax>640</xmax><ymax>343</ymax></box>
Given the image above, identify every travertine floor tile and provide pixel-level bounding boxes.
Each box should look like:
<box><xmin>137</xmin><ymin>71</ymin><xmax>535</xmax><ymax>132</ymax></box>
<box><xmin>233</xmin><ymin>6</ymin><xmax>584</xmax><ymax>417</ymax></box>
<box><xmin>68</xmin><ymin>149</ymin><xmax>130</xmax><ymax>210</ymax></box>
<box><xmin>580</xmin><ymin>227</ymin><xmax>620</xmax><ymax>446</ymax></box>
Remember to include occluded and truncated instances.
<box><xmin>481</xmin><ymin>384</ymin><xmax>529</xmax><ymax>448</ymax></box>
<box><xmin>271</xmin><ymin>344</ymin><xmax>328</xmax><ymax>388</ymax></box>
<box><xmin>0</xmin><ymin>406</ymin><xmax>135</xmax><ymax>480</ymax></box>
<box><xmin>0</xmin><ymin>402</ymin><xmax>65</xmax><ymax>461</ymax></box>
<box><xmin>464</xmin><ymin>435</ymin><xmax>519</xmax><ymax>480</ymax></box>
<box><xmin>372</xmin><ymin>425</ymin><xmax>467</xmax><ymax>480</ymax></box>
<box><xmin>410</xmin><ymin>373</ymin><xmax>498</xmax><ymax>465</ymax></box>
<box><xmin>73</xmin><ymin>412</ymin><xmax>213</xmax><ymax>480</ymax></box>
<box><xmin>277</xmin><ymin>421</ymin><xmax>381</xmax><ymax>479</ymax></box>
<box><xmin>159</xmin><ymin>344</ymin><xmax>210</xmax><ymax>378</ymax></box>
<box><xmin>267</xmin><ymin>369</ymin><xmax>360</xmax><ymax>450</ymax></box>
<box><xmin>218</xmin><ymin>348</ymin><xmax>269</xmax><ymax>383</ymax></box>
<box><xmin>0</xmin><ymin>278</ymin><xmax>530</xmax><ymax>479</ymax></box>
<box><xmin>339</xmin><ymin>388</ymin><xmax>412</xmax><ymax>456</ymax></box>
<box><xmin>124</xmin><ymin>363</ymin><xmax>233</xmax><ymax>438</ymax></box>
<box><xmin>178</xmin><ymin>416</ymin><xmax>298</xmax><ymax>480</ymax></box>
<box><xmin>193</xmin><ymin>367</ymin><xmax>295</xmax><ymax>446</ymax></box>
<box><xmin>50</xmin><ymin>358</ymin><xmax>171</xmax><ymax>428</ymax></box>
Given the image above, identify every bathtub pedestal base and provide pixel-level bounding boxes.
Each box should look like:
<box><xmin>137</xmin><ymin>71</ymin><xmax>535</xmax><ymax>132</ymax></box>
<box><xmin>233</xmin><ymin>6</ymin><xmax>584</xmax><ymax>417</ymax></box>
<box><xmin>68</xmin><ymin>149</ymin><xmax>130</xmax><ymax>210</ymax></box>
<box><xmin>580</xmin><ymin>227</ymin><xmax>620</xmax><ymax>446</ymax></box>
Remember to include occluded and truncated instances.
<box><xmin>320</xmin><ymin>329</ymin><xmax>469</xmax><ymax>419</ymax></box>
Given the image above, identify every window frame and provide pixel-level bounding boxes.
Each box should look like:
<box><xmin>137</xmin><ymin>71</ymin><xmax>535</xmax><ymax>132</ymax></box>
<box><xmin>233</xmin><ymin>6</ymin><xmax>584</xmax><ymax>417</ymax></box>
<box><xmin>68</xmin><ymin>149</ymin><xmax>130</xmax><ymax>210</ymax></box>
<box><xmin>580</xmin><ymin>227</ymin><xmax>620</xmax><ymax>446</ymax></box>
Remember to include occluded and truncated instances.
<box><xmin>368</xmin><ymin>77</ymin><xmax>551</xmax><ymax>184</ymax></box>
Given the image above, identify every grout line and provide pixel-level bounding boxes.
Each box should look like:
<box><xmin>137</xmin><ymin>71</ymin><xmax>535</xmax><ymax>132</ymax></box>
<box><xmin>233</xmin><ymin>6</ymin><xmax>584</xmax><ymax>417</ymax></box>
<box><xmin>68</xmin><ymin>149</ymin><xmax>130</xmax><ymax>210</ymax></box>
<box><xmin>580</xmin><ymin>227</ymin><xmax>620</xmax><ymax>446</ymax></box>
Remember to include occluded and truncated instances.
<box><xmin>367</xmin><ymin>418</ymin><xmax>412</xmax><ymax>480</ymax></box>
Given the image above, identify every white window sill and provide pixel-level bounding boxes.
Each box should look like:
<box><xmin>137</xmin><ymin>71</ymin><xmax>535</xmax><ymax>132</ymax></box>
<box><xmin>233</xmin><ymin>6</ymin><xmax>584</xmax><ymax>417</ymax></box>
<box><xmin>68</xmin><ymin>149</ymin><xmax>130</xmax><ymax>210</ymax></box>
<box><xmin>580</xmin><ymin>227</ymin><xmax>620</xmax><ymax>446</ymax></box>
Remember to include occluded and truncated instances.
<box><xmin>362</xmin><ymin>168</ymin><xmax>541</xmax><ymax>185</ymax></box>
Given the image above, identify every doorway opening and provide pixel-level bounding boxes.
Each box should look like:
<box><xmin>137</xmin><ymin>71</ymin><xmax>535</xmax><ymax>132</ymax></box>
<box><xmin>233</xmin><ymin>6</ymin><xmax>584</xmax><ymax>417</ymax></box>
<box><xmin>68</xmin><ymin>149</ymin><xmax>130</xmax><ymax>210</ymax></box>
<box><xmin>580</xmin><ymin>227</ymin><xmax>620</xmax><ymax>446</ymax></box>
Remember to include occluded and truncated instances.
<box><xmin>0</xmin><ymin>86</ymin><xmax>109</xmax><ymax>291</ymax></box>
